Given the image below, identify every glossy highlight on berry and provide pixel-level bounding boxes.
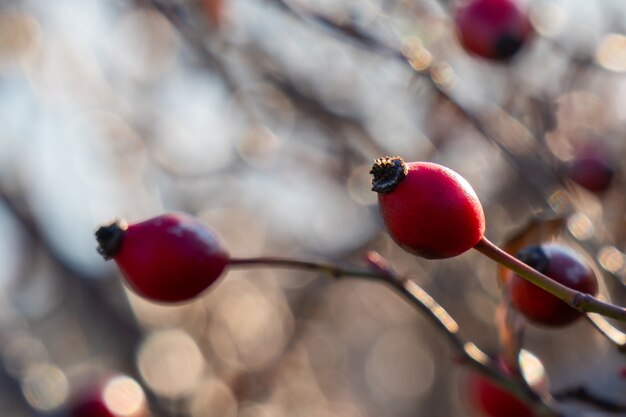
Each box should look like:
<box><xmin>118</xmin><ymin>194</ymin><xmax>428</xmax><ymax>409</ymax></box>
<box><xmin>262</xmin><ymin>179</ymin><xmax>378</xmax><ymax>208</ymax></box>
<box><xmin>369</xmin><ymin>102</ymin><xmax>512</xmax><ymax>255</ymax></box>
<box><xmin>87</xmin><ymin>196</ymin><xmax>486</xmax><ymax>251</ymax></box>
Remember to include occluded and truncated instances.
<box><xmin>371</xmin><ymin>157</ymin><xmax>485</xmax><ymax>259</ymax></box>
<box><xmin>96</xmin><ymin>213</ymin><xmax>230</xmax><ymax>303</ymax></box>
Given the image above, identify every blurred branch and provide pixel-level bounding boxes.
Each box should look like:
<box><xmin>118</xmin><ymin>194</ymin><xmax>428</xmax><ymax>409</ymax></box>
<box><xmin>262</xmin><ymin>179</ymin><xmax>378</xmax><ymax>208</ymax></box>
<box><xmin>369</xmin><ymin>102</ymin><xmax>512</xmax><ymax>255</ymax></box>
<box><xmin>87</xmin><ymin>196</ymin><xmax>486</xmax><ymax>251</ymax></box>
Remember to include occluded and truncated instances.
<box><xmin>0</xmin><ymin>188</ymin><xmax>87</xmax><ymax>279</ymax></box>
<box><xmin>229</xmin><ymin>251</ymin><xmax>562</xmax><ymax>416</ymax></box>
<box><xmin>553</xmin><ymin>386</ymin><xmax>626</xmax><ymax>412</ymax></box>
<box><xmin>146</xmin><ymin>0</ymin><xmax>263</xmax><ymax>127</ymax></box>
<box><xmin>261</xmin><ymin>69</ymin><xmax>388</xmax><ymax>157</ymax></box>
<box><xmin>147</xmin><ymin>0</ymin><xmax>390</xmax><ymax>174</ymax></box>
<box><xmin>266</xmin><ymin>0</ymin><xmax>559</xmax><ymax>203</ymax></box>
<box><xmin>270</xmin><ymin>0</ymin><xmax>402</xmax><ymax>58</ymax></box>
<box><xmin>0</xmin><ymin>187</ymin><xmax>171</xmax><ymax>417</ymax></box>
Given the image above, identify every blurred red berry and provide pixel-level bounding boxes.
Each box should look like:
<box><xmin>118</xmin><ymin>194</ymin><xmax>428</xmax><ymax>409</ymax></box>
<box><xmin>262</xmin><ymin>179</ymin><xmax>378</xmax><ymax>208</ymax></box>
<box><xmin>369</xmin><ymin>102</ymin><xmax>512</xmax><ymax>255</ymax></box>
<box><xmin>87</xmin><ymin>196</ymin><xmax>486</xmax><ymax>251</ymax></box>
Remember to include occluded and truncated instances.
<box><xmin>371</xmin><ymin>157</ymin><xmax>485</xmax><ymax>259</ymax></box>
<box><xmin>96</xmin><ymin>213</ymin><xmax>229</xmax><ymax>303</ymax></box>
<box><xmin>70</xmin><ymin>374</ymin><xmax>149</xmax><ymax>417</ymax></box>
<box><xmin>508</xmin><ymin>244</ymin><xmax>598</xmax><ymax>327</ymax></box>
<box><xmin>466</xmin><ymin>352</ymin><xmax>547</xmax><ymax>417</ymax></box>
<box><xmin>564</xmin><ymin>144</ymin><xmax>617</xmax><ymax>193</ymax></box>
<box><xmin>454</xmin><ymin>0</ymin><xmax>533</xmax><ymax>61</ymax></box>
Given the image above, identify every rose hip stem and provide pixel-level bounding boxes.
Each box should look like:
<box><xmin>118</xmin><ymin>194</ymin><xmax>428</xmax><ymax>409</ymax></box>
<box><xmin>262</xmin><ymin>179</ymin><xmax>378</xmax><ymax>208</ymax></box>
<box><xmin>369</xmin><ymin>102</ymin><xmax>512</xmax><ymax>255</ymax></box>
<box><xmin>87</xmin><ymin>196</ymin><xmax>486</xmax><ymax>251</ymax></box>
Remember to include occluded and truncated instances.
<box><xmin>474</xmin><ymin>237</ymin><xmax>626</xmax><ymax>321</ymax></box>
<box><xmin>227</xmin><ymin>256</ymin><xmax>463</xmax><ymax>352</ymax></box>
<box><xmin>227</xmin><ymin>257</ymin><xmax>381</xmax><ymax>279</ymax></box>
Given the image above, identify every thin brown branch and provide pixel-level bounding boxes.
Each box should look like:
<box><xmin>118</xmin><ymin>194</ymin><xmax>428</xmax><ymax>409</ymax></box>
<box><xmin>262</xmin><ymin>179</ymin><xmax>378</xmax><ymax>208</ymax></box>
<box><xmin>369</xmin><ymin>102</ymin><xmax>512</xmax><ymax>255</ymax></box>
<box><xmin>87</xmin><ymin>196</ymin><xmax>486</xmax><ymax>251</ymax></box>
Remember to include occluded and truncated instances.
<box><xmin>228</xmin><ymin>257</ymin><xmax>380</xmax><ymax>279</ymax></box>
<box><xmin>553</xmin><ymin>385</ymin><xmax>626</xmax><ymax>412</ymax></box>
<box><xmin>229</xmin><ymin>251</ymin><xmax>562</xmax><ymax>416</ymax></box>
<box><xmin>260</xmin><ymin>71</ymin><xmax>388</xmax><ymax>158</ymax></box>
<box><xmin>362</xmin><ymin>251</ymin><xmax>560</xmax><ymax>417</ymax></box>
<box><xmin>363</xmin><ymin>251</ymin><xmax>465</xmax><ymax>351</ymax></box>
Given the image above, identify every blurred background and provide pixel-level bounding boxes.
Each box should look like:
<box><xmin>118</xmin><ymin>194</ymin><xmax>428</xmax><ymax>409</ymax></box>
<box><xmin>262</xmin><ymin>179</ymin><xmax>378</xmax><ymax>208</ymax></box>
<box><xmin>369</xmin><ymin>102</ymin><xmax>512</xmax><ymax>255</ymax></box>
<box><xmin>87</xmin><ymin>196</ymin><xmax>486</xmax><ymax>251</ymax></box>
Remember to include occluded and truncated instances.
<box><xmin>0</xmin><ymin>0</ymin><xmax>626</xmax><ymax>415</ymax></box>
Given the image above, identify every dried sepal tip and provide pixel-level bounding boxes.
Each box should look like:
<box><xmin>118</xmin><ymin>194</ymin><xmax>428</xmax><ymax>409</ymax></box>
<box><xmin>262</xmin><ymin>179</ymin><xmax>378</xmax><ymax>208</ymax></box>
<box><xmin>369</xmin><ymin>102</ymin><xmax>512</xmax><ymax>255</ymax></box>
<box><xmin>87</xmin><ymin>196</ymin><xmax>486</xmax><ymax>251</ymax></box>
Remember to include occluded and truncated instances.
<box><xmin>370</xmin><ymin>156</ymin><xmax>408</xmax><ymax>194</ymax></box>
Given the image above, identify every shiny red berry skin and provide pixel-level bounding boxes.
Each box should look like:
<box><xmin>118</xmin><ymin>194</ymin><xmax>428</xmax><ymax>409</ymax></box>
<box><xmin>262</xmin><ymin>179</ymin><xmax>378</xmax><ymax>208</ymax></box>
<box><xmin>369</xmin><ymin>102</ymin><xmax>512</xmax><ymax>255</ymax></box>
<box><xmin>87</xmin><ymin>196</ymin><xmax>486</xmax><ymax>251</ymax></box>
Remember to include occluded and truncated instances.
<box><xmin>466</xmin><ymin>354</ymin><xmax>546</xmax><ymax>417</ymax></box>
<box><xmin>454</xmin><ymin>0</ymin><xmax>533</xmax><ymax>61</ymax></box>
<box><xmin>70</xmin><ymin>375</ymin><xmax>149</xmax><ymax>417</ymax></box>
<box><xmin>564</xmin><ymin>144</ymin><xmax>616</xmax><ymax>193</ymax></box>
<box><xmin>508</xmin><ymin>244</ymin><xmax>598</xmax><ymax>327</ymax></box>
<box><xmin>371</xmin><ymin>157</ymin><xmax>485</xmax><ymax>259</ymax></box>
<box><xmin>96</xmin><ymin>213</ymin><xmax>229</xmax><ymax>303</ymax></box>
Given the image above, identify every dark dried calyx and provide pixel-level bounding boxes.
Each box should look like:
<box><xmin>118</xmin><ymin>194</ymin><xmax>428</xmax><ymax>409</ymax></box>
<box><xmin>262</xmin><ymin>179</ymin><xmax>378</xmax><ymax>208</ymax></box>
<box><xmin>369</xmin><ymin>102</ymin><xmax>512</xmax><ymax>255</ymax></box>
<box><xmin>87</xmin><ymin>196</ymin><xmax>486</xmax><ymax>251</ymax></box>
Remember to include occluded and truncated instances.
<box><xmin>95</xmin><ymin>220</ymin><xmax>127</xmax><ymax>260</ymax></box>
<box><xmin>370</xmin><ymin>156</ymin><xmax>408</xmax><ymax>194</ymax></box>
<box><xmin>516</xmin><ymin>246</ymin><xmax>549</xmax><ymax>274</ymax></box>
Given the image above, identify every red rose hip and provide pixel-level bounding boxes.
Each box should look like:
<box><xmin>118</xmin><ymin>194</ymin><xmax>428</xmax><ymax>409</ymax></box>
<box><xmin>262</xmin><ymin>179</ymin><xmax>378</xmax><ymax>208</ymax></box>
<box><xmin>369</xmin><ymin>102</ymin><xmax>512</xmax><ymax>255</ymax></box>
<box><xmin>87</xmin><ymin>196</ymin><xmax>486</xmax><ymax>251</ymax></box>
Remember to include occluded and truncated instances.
<box><xmin>96</xmin><ymin>213</ymin><xmax>229</xmax><ymax>303</ymax></box>
<box><xmin>508</xmin><ymin>244</ymin><xmax>599</xmax><ymax>327</ymax></box>
<box><xmin>371</xmin><ymin>157</ymin><xmax>485</xmax><ymax>259</ymax></box>
<box><xmin>466</xmin><ymin>351</ymin><xmax>547</xmax><ymax>417</ymax></box>
<box><xmin>564</xmin><ymin>143</ymin><xmax>617</xmax><ymax>193</ymax></box>
<box><xmin>454</xmin><ymin>0</ymin><xmax>533</xmax><ymax>61</ymax></box>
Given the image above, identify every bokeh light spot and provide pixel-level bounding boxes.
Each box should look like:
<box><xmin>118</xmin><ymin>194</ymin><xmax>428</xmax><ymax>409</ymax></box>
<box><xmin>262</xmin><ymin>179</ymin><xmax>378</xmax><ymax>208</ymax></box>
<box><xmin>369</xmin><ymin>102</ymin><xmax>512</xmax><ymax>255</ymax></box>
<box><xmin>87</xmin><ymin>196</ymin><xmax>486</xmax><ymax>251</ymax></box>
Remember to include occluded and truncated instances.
<box><xmin>430</xmin><ymin>63</ymin><xmax>456</xmax><ymax>88</ymax></box>
<box><xmin>209</xmin><ymin>281</ymin><xmax>292</xmax><ymax>371</ymax></box>
<box><xmin>547</xmin><ymin>189</ymin><xmax>571</xmax><ymax>214</ymax></box>
<box><xmin>103</xmin><ymin>376</ymin><xmax>147</xmax><ymax>417</ymax></box>
<box><xmin>596</xmin><ymin>34</ymin><xmax>626</xmax><ymax>72</ymax></box>
<box><xmin>21</xmin><ymin>363</ymin><xmax>68</xmax><ymax>412</ymax></box>
<box><xmin>188</xmin><ymin>378</ymin><xmax>237</xmax><ymax>417</ymax></box>
<box><xmin>138</xmin><ymin>330</ymin><xmax>205</xmax><ymax>398</ymax></box>
<box><xmin>402</xmin><ymin>37</ymin><xmax>432</xmax><ymax>71</ymax></box>
<box><xmin>1</xmin><ymin>330</ymin><xmax>48</xmax><ymax>377</ymax></box>
<box><xmin>365</xmin><ymin>328</ymin><xmax>434</xmax><ymax>405</ymax></box>
<box><xmin>529</xmin><ymin>3</ymin><xmax>566</xmax><ymax>37</ymax></box>
<box><xmin>108</xmin><ymin>9</ymin><xmax>177</xmax><ymax>80</ymax></box>
<box><xmin>519</xmin><ymin>350</ymin><xmax>548</xmax><ymax>393</ymax></box>
<box><xmin>567</xmin><ymin>213</ymin><xmax>593</xmax><ymax>241</ymax></box>
<box><xmin>598</xmin><ymin>246</ymin><xmax>624</xmax><ymax>274</ymax></box>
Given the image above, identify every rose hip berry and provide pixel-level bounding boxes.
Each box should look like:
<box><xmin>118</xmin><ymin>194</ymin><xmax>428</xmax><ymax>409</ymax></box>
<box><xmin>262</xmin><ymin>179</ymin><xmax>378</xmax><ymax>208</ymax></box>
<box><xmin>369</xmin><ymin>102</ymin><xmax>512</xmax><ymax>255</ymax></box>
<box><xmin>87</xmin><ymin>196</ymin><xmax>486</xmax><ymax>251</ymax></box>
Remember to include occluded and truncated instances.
<box><xmin>508</xmin><ymin>244</ymin><xmax>599</xmax><ymax>327</ymax></box>
<box><xmin>70</xmin><ymin>374</ymin><xmax>149</xmax><ymax>417</ymax></box>
<box><xmin>454</xmin><ymin>0</ymin><xmax>533</xmax><ymax>61</ymax></box>
<box><xmin>466</xmin><ymin>352</ymin><xmax>547</xmax><ymax>417</ymax></box>
<box><xmin>371</xmin><ymin>157</ymin><xmax>485</xmax><ymax>259</ymax></box>
<box><xmin>95</xmin><ymin>213</ymin><xmax>229</xmax><ymax>303</ymax></box>
<box><xmin>564</xmin><ymin>143</ymin><xmax>617</xmax><ymax>193</ymax></box>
